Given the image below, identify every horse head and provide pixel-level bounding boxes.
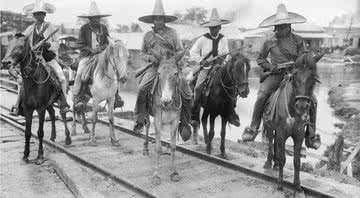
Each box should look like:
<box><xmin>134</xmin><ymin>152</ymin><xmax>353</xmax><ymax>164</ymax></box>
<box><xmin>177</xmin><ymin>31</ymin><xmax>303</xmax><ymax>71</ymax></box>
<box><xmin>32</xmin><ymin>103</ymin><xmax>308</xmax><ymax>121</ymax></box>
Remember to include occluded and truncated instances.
<box><xmin>292</xmin><ymin>52</ymin><xmax>324</xmax><ymax>121</ymax></box>
<box><xmin>106</xmin><ymin>40</ymin><xmax>129</xmax><ymax>84</ymax></box>
<box><xmin>157</xmin><ymin>50</ymin><xmax>185</xmax><ymax>108</ymax></box>
<box><xmin>2</xmin><ymin>33</ymin><xmax>30</xmax><ymax>70</ymax></box>
<box><xmin>226</xmin><ymin>52</ymin><xmax>250</xmax><ymax>98</ymax></box>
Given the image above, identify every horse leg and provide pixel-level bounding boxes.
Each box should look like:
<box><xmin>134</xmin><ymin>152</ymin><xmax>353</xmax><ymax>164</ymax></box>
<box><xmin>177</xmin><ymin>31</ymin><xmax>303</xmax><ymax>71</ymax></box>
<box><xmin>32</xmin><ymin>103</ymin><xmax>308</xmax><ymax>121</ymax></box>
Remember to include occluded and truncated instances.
<box><xmin>71</xmin><ymin>103</ymin><xmax>77</xmax><ymax>136</ymax></box>
<box><xmin>206</xmin><ymin>113</ymin><xmax>216</xmax><ymax>154</ymax></box>
<box><xmin>220</xmin><ymin>116</ymin><xmax>227</xmax><ymax>158</ymax></box>
<box><xmin>293</xmin><ymin>135</ymin><xmax>304</xmax><ymax>193</ymax></box>
<box><xmin>60</xmin><ymin>105</ymin><xmax>71</xmax><ymax>145</ymax></box>
<box><xmin>47</xmin><ymin>106</ymin><xmax>56</xmax><ymax>142</ymax></box>
<box><xmin>170</xmin><ymin>121</ymin><xmax>180</xmax><ymax>182</ymax></box>
<box><xmin>201</xmin><ymin>109</ymin><xmax>209</xmax><ymax>145</ymax></box>
<box><xmin>143</xmin><ymin>115</ymin><xmax>150</xmax><ymax>156</ymax></box>
<box><xmin>191</xmin><ymin>119</ymin><xmax>199</xmax><ymax>145</ymax></box>
<box><xmin>275</xmin><ymin>133</ymin><xmax>286</xmax><ymax>191</ymax></box>
<box><xmin>263</xmin><ymin>125</ymin><xmax>274</xmax><ymax>169</ymax></box>
<box><xmin>152</xmin><ymin>114</ymin><xmax>161</xmax><ymax>186</ymax></box>
<box><xmin>23</xmin><ymin>108</ymin><xmax>34</xmax><ymax>163</ymax></box>
<box><xmin>36</xmin><ymin>110</ymin><xmax>45</xmax><ymax>165</ymax></box>
<box><xmin>89</xmin><ymin>101</ymin><xmax>99</xmax><ymax>146</ymax></box>
<box><xmin>81</xmin><ymin>106</ymin><xmax>90</xmax><ymax>134</ymax></box>
<box><xmin>108</xmin><ymin>97</ymin><xmax>119</xmax><ymax>147</ymax></box>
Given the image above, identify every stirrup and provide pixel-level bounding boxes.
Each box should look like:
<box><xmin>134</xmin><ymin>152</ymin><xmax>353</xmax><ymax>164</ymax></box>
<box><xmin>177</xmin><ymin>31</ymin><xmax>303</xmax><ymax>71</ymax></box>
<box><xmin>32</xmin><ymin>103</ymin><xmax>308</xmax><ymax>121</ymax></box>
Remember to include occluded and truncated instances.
<box><xmin>241</xmin><ymin>127</ymin><xmax>259</xmax><ymax>142</ymax></box>
<box><xmin>133</xmin><ymin>123</ymin><xmax>144</xmax><ymax>133</ymax></box>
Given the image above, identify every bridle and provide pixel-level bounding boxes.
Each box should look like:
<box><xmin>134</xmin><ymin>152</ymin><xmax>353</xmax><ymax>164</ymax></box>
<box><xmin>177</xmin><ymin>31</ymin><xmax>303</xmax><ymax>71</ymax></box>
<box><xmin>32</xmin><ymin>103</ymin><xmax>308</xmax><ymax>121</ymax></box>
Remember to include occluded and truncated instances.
<box><xmin>220</xmin><ymin>55</ymin><xmax>249</xmax><ymax>100</ymax></box>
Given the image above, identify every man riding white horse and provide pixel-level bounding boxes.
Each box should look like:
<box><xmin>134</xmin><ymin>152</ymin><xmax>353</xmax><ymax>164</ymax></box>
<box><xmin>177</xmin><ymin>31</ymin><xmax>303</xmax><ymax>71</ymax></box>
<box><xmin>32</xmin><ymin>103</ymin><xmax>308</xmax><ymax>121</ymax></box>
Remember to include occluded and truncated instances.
<box><xmin>134</xmin><ymin>0</ymin><xmax>192</xmax><ymax>140</ymax></box>
<box><xmin>189</xmin><ymin>8</ymin><xmax>240</xmax><ymax>127</ymax></box>
<box><xmin>21</xmin><ymin>0</ymin><xmax>70</xmax><ymax>114</ymax></box>
<box><xmin>241</xmin><ymin>4</ymin><xmax>321</xmax><ymax>149</ymax></box>
<box><xmin>73</xmin><ymin>1</ymin><xmax>124</xmax><ymax>110</ymax></box>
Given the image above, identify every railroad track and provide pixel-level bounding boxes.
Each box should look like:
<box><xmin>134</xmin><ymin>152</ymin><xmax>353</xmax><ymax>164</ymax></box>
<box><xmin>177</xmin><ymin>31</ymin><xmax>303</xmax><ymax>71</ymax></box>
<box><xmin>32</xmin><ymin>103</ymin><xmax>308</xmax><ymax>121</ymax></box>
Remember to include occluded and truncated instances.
<box><xmin>0</xmin><ymin>77</ymin><xmax>345</xmax><ymax>198</ymax></box>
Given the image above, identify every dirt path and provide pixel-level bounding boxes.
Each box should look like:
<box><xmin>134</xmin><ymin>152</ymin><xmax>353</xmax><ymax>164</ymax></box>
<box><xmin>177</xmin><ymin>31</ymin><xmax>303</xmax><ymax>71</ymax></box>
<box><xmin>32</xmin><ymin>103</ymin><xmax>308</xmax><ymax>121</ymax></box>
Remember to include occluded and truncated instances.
<box><xmin>0</xmin><ymin>120</ymin><xmax>74</xmax><ymax>198</ymax></box>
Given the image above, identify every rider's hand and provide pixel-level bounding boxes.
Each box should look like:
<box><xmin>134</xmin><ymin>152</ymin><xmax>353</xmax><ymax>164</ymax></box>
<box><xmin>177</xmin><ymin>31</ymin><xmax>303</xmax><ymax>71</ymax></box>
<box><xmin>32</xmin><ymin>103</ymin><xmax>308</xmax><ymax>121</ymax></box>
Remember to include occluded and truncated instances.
<box><xmin>42</xmin><ymin>42</ymin><xmax>51</xmax><ymax>49</ymax></box>
<box><xmin>148</xmin><ymin>55</ymin><xmax>158</xmax><ymax>65</ymax></box>
<box><xmin>200</xmin><ymin>60</ymin><xmax>210</xmax><ymax>67</ymax></box>
<box><xmin>270</xmin><ymin>64</ymin><xmax>279</xmax><ymax>73</ymax></box>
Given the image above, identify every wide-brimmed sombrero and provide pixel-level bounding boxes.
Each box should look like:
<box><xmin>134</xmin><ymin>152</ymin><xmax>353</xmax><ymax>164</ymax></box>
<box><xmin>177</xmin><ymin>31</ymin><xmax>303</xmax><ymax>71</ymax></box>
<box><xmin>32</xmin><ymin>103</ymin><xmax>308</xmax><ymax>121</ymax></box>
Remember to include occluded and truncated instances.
<box><xmin>23</xmin><ymin>0</ymin><xmax>56</xmax><ymax>14</ymax></box>
<box><xmin>78</xmin><ymin>1</ymin><xmax>111</xmax><ymax>18</ymax></box>
<box><xmin>138</xmin><ymin>0</ymin><xmax>177</xmax><ymax>24</ymax></box>
<box><xmin>200</xmin><ymin>8</ymin><xmax>231</xmax><ymax>27</ymax></box>
<box><xmin>259</xmin><ymin>4</ymin><xmax>306</xmax><ymax>28</ymax></box>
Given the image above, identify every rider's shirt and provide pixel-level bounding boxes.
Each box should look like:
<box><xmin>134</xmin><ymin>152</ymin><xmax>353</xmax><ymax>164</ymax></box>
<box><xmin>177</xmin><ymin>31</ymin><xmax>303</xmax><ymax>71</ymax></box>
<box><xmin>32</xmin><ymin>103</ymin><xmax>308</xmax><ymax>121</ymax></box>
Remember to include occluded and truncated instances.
<box><xmin>23</xmin><ymin>21</ymin><xmax>59</xmax><ymax>61</ymax></box>
<box><xmin>257</xmin><ymin>33</ymin><xmax>305</xmax><ymax>71</ymax></box>
<box><xmin>140</xmin><ymin>26</ymin><xmax>183</xmax><ymax>63</ymax></box>
<box><xmin>77</xmin><ymin>23</ymin><xmax>109</xmax><ymax>57</ymax></box>
<box><xmin>189</xmin><ymin>33</ymin><xmax>229</xmax><ymax>69</ymax></box>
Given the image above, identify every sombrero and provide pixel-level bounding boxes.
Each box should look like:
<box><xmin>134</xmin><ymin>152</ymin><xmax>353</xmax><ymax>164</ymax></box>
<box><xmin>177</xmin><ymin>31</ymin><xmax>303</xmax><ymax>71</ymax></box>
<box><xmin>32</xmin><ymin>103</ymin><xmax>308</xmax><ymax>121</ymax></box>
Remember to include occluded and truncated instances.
<box><xmin>23</xmin><ymin>0</ymin><xmax>56</xmax><ymax>14</ymax></box>
<box><xmin>78</xmin><ymin>1</ymin><xmax>111</xmax><ymax>18</ymax></box>
<box><xmin>200</xmin><ymin>8</ymin><xmax>231</xmax><ymax>27</ymax></box>
<box><xmin>259</xmin><ymin>4</ymin><xmax>306</xmax><ymax>28</ymax></box>
<box><xmin>138</xmin><ymin>0</ymin><xmax>177</xmax><ymax>24</ymax></box>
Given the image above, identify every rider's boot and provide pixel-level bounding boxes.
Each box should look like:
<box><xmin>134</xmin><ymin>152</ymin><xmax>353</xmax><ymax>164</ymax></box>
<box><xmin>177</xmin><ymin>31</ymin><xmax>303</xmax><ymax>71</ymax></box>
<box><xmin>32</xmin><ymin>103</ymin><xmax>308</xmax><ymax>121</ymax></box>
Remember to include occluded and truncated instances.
<box><xmin>229</xmin><ymin>100</ymin><xmax>240</xmax><ymax>127</ymax></box>
<box><xmin>305</xmin><ymin>102</ymin><xmax>321</xmax><ymax>150</ymax></box>
<box><xmin>114</xmin><ymin>91</ymin><xmax>125</xmax><ymax>109</ymax></box>
<box><xmin>241</xmin><ymin>92</ymin><xmax>269</xmax><ymax>142</ymax></box>
<box><xmin>134</xmin><ymin>90</ymin><xmax>147</xmax><ymax>133</ymax></box>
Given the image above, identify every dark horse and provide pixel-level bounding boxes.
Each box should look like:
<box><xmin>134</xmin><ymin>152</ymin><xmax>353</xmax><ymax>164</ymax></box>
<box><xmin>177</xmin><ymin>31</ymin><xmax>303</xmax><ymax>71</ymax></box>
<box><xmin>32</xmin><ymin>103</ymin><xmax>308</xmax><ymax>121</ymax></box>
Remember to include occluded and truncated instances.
<box><xmin>2</xmin><ymin>34</ymin><xmax>71</xmax><ymax>164</ymax></box>
<box><xmin>262</xmin><ymin>52</ymin><xmax>323</xmax><ymax>192</ymax></box>
<box><xmin>191</xmin><ymin>53</ymin><xmax>250</xmax><ymax>158</ymax></box>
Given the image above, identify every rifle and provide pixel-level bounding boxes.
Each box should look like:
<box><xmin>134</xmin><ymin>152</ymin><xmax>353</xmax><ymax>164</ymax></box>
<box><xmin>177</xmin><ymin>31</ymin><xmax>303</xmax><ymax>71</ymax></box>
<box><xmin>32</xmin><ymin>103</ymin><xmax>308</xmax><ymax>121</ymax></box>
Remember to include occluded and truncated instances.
<box><xmin>32</xmin><ymin>28</ymin><xmax>59</xmax><ymax>50</ymax></box>
<box><xmin>193</xmin><ymin>46</ymin><xmax>245</xmax><ymax>76</ymax></box>
<box><xmin>259</xmin><ymin>61</ymin><xmax>294</xmax><ymax>83</ymax></box>
<box><xmin>135</xmin><ymin>46</ymin><xmax>189</xmax><ymax>78</ymax></box>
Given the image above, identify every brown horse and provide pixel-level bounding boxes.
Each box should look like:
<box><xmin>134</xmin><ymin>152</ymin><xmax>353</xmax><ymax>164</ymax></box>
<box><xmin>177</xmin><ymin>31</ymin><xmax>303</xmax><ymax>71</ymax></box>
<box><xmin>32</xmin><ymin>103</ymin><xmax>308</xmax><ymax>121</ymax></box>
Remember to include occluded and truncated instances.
<box><xmin>141</xmin><ymin>52</ymin><xmax>186</xmax><ymax>186</ymax></box>
<box><xmin>191</xmin><ymin>53</ymin><xmax>250</xmax><ymax>158</ymax></box>
<box><xmin>2</xmin><ymin>34</ymin><xmax>71</xmax><ymax>164</ymax></box>
<box><xmin>262</xmin><ymin>52</ymin><xmax>324</xmax><ymax>192</ymax></box>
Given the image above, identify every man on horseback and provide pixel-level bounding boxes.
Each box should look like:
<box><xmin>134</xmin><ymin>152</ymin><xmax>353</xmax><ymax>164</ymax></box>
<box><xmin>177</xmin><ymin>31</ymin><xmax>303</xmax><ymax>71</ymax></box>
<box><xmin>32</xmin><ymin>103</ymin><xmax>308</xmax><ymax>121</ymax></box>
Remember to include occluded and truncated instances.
<box><xmin>22</xmin><ymin>0</ymin><xmax>70</xmax><ymax>113</ymax></box>
<box><xmin>133</xmin><ymin>0</ymin><xmax>192</xmax><ymax>140</ymax></box>
<box><xmin>73</xmin><ymin>1</ymin><xmax>124</xmax><ymax>110</ymax></box>
<box><xmin>189</xmin><ymin>8</ymin><xmax>240</xmax><ymax>127</ymax></box>
<box><xmin>241</xmin><ymin>4</ymin><xmax>321</xmax><ymax>149</ymax></box>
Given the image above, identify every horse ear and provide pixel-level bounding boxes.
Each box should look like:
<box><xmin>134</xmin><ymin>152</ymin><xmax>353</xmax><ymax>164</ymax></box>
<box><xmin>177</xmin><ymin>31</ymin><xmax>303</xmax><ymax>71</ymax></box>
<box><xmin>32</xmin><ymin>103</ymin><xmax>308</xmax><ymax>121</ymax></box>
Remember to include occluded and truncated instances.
<box><xmin>313</xmin><ymin>52</ymin><xmax>325</xmax><ymax>63</ymax></box>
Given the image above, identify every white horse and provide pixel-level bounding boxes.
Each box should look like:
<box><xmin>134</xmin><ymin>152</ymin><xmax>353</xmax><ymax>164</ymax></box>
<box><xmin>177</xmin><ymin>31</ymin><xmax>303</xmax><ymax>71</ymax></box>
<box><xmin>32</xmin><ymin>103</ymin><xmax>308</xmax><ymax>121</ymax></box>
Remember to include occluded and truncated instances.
<box><xmin>71</xmin><ymin>40</ymin><xmax>128</xmax><ymax>146</ymax></box>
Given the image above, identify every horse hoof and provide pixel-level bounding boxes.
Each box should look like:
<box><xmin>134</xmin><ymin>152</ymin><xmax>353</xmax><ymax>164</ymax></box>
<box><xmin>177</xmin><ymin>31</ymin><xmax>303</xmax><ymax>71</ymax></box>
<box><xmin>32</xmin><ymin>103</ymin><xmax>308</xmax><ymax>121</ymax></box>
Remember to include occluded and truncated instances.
<box><xmin>192</xmin><ymin>139</ymin><xmax>198</xmax><ymax>145</ymax></box>
<box><xmin>84</xmin><ymin>127</ymin><xmax>90</xmax><ymax>134</ymax></box>
<box><xmin>206</xmin><ymin>145</ymin><xmax>212</xmax><ymax>154</ymax></box>
<box><xmin>263</xmin><ymin>161</ymin><xmax>272</xmax><ymax>169</ymax></box>
<box><xmin>22</xmin><ymin>156</ymin><xmax>29</xmax><ymax>163</ymax></box>
<box><xmin>273</xmin><ymin>164</ymin><xmax>279</xmax><ymax>170</ymax></box>
<box><xmin>294</xmin><ymin>185</ymin><xmax>304</xmax><ymax>193</ymax></box>
<box><xmin>277</xmin><ymin>184</ymin><xmax>283</xmax><ymax>191</ymax></box>
<box><xmin>36</xmin><ymin>156</ymin><xmax>44</xmax><ymax>165</ymax></box>
<box><xmin>152</xmin><ymin>175</ymin><xmax>161</xmax><ymax>186</ymax></box>
<box><xmin>170</xmin><ymin>172</ymin><xmax>180</xmax><ymax>182</ymax></box>
<box><xmin>88</xmin><ymin>140</ymin><xmax>97</xmax><ymax>146</ymax></box>
<box><xmin>143</xmin><ymin>149</ymin><xmax>149</xmax><ymax>156</ymax></box>
<box><xmin>65</xmin><ymin>137</ymin><xmax>72</xmax><ymax>145</ymax></box>
<box><xmin>50</xmin><ymin>138</ymin><xmax>55</xmax><ymax>142</ymax></box>
<box><xmin>111</xmin><ymin>140</ymin><xmax>120</xmax><ymax>147</ymax></box>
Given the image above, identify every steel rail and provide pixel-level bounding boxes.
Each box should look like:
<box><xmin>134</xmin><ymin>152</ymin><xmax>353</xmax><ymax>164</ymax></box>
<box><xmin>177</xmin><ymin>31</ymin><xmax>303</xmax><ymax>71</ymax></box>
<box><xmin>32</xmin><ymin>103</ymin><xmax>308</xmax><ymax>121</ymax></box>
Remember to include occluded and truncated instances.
<box><xmin>0</xmin><ymin>77</ymin><xmax>335</xmax><ymax>198</ymax></box>
<box><xmin>0</xmin><ymin>112</ymin><xmax>158</xmax><ymax>198</ymax></box>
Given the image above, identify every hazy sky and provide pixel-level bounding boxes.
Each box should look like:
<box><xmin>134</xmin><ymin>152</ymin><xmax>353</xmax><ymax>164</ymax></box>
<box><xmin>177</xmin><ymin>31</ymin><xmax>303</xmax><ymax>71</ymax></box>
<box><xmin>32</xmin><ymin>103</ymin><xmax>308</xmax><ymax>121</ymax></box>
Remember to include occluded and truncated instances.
<box><xmin>1</xmin><ymin>0</ymin><xmax>358</xmax><ymax>28</ymax></box>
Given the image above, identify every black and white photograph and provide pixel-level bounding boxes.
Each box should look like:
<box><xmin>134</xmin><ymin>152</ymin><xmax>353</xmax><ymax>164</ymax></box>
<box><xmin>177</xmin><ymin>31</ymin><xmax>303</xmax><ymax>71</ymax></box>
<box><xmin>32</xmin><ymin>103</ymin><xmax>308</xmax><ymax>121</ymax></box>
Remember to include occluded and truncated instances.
<box><xmin>0</xmin><ymin>0</ymin><xmax>360</xmax><ymax>197</ymax></box>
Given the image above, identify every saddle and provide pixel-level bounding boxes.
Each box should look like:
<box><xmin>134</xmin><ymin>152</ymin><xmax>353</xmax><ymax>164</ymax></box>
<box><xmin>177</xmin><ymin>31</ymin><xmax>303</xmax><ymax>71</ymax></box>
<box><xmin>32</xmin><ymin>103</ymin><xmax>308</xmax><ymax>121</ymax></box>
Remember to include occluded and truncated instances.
<box><xmin>263</xmin><ymin>76</ymin><xmax>291</xmax><ymax>123</ymax></box>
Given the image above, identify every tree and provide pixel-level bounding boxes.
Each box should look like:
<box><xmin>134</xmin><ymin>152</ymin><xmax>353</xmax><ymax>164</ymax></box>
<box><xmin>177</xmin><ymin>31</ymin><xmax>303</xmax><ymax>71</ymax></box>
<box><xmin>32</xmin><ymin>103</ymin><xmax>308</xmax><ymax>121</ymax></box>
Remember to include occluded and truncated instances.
<box><xmin>172</xmin><ymin>10</ymin><xmax>184</xmax><ymax>24</ymax></box>
<box><xmin>130</xmin><ymin>23</ymin><xmax>142</xmax><ymax>32</ymax></box>
<box><xmin>183</xmin><ymin>7</ymin><xmax>208</xmax><ymax>25</ymax></box>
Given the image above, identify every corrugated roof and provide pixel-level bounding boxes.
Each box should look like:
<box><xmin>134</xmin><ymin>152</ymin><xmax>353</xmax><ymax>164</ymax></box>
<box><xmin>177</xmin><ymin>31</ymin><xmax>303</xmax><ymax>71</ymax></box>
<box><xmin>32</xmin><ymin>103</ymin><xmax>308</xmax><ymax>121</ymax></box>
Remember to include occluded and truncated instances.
<box><xmin>294</xmin><ymin>32</ymin><xmax>332</xmax><ymax>38</ymax></box>
<box><xmin>292</xmin><ymin>22</ymin><xmax>325</xmax><ymax>33</ymax></box>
